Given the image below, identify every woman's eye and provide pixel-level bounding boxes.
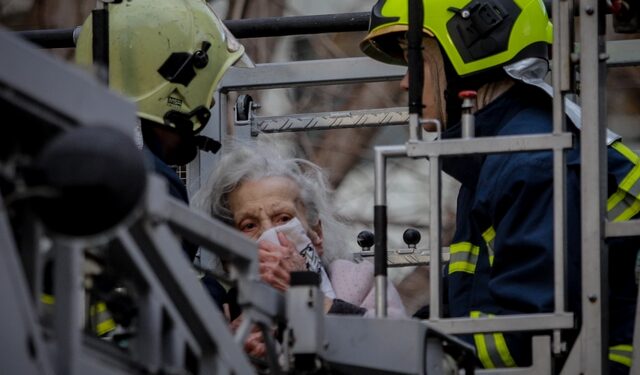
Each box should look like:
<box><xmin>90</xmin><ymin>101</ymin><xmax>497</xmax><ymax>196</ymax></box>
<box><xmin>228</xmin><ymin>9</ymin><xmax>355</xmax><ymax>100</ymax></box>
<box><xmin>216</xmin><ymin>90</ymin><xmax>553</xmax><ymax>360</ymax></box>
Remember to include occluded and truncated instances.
<box><xmin>240</xmin><ymin>222</ymin><xmax>256</xmax><ymax>232</ymax></box>
<box><xmin>276</xmin><ymin>215</ymin><xmax>292</xmax><ymax>224</ymax></box>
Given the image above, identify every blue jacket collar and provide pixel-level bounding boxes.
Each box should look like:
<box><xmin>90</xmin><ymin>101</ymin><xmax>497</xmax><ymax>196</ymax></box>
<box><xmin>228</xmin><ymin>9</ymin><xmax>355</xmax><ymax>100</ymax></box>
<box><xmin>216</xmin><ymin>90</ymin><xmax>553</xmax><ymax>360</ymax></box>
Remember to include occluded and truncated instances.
<box><xmin>440</xmin><ymin>83</ymin><xmax>547</xmax><ymax>186</ymax></box>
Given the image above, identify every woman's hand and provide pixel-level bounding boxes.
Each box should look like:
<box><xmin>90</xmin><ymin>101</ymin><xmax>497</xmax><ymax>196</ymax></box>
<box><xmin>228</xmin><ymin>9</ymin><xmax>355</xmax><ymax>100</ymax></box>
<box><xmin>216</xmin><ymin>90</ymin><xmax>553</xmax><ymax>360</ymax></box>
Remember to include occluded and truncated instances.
<box><xmin>243</xmin><ymin>330</ymin><xmax>267</xmax><ymax>358</ymax></box>
<box><xmin>229</xmin><ymin>315</ymin><xmax>267</xmax><ymax>358</ymax></box>
<box><xmin>257</xmin><ymin>232</ymin><xmax>306</xmax><ymax>291</ymax></box>
<box><xmin>324</xmin><ymin>296</ymin><xmax>334</xmax><ymax>313</ymax></box>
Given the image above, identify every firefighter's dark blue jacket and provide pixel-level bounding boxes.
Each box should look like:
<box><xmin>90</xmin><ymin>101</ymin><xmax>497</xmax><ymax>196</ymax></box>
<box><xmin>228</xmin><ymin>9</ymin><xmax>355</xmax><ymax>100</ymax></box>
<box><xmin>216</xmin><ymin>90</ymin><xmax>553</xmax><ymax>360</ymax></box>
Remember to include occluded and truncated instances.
<box><xmin>143</xmin><ymin>147</ymin><xmax>227</xmax><ymax>310</ymax></box>
<box><xmin>441</xmin><ymin>83</ymin><xmax>638</xmax><ymax>373</ymax></box>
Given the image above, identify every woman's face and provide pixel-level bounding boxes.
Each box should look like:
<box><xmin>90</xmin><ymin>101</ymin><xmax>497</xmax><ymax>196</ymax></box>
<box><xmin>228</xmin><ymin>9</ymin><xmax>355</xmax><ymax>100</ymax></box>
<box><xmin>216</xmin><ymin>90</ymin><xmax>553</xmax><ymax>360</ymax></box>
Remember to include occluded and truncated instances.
<box><xmin>228</xmin><ymin>176</ymin><xmax>318</xmax><ymax>242</ymax></box>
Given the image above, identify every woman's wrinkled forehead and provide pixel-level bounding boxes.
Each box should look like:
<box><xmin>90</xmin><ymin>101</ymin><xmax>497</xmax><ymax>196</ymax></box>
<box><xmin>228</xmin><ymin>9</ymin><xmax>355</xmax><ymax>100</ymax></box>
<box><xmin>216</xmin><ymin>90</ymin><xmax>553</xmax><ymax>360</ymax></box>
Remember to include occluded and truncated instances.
<box><xmin>229</xmin><ymin>177</ymin><xmax>303</xmax><ymax>213</ymax></box>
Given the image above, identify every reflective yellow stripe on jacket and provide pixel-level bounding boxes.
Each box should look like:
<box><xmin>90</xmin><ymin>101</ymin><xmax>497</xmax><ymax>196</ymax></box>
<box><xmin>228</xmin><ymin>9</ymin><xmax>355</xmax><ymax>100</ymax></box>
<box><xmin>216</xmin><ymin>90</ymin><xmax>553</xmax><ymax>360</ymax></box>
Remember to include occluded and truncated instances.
<box><xmin>40</xmin><ymin>293</ymin><xmax>55</xmax><ymax>305</ymax></box>
<box><xmin>40</xmin><ymin>294</ymin><xmax>116</xmax><ymax>336</ymax></box>
<box><xmin>471</xmin><ymin>311</ymin><xmax>517</xmax><ymax>368</ymax></box>
<box><xmin>482</xmin><ymin>226</ymin><xmax>496</xmax><ymax>266</ymax></box>
<box><xmin>90</xmin><ymin>301</ymin><xmax>117</xmax><ymax>336</ymax></box>
<box><xmin>609</xmin><ymin>344</ymin><xmax>633</xmax><ymax>367</ymax></box>
<box><xmin>448</xmin><ymin>242</ymin><xmax>480</xmax><ymax>274</ymax></box>
<box><xmin>607</xmin><ymin>142</ymin><xmax>640</xmax><ymax>222</ymax></box>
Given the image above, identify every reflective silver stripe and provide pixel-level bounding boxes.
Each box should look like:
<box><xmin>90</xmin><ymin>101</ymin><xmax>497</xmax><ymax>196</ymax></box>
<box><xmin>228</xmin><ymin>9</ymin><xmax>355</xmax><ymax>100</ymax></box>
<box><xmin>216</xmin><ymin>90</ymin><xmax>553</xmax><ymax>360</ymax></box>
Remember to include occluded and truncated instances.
<box><xmin>90</xmin><ymin>302</ymin><xmax>116</xmax><ymax>336</ymax></box>
<box><xmin>471</xmin><ymin>311</ymin><xmax>517</xmax><ymax>368</ymax></box>
<box><xmin>607</xmin><ymin>143</ymin><xmax>640</xmax><ymax>221</ymax></box>
<box><xmin>612</xmin><ymin>141</ymin><xmax>639</xmax><ymax>164</ymax></box>
<box><xmin>482</xmin><ymin>227</ymin><xmax>496</xmax><ymax>266</ymax></box>
<box><xmin>607</xmin><ymin>192</ymin><xmax>638</xmax><ymax>221</ymax></box>
<box><xmin>628</xmin><ymin>176</ymin><xmax>640</xmax><ymax>197</ymax></box>
<box><xmin>449</xmin><ymin>242</ymin><xmax>479</xmax><ymax>274</ymax></box>
<box><xmin>609</xmin><ymin>345</ymin><xmax>633</xmax><ymax>367</ymax></box>
<box><xmin>483</xmin><ymin>333</ymin><xmax>509</xmax><ymax>367</ymax></box>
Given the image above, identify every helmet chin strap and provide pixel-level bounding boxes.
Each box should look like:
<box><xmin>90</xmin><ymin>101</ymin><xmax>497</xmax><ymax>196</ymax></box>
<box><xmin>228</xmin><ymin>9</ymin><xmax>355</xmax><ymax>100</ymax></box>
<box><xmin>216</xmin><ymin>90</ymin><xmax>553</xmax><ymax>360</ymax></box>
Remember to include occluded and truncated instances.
<box><xmin>504</xmin><ymin>57</ymin><xmax>621</xmax><ymax>145</ymax></box>
<box><xmin>195</xmin><ymin>135</ymin><xmax>221</xmax><ymax>154</ymax></box>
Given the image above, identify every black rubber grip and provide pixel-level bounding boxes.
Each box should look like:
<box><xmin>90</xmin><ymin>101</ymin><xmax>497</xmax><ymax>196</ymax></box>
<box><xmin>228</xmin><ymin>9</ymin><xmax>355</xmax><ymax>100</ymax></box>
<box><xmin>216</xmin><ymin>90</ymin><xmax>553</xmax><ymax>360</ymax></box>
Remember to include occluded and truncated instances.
<box><xmin>290</xmin><ymin>271</ymin><xmax>320</xmax><ymax>287</ymax></box>
<box><xmin>374</xmin><ymin>205</ymin><xmax>387</xmax><ymax>276</ymax></box>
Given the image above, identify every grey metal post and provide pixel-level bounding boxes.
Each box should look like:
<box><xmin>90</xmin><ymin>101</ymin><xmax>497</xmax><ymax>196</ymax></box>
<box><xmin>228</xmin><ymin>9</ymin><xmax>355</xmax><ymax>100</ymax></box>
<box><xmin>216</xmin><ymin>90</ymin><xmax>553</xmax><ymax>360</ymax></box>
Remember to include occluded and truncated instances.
<box><xmin>409</xmin><ymin>113</ymin><xmax>423</xmax><ymax>142</ymax></box>
<box><xmin>133</xmin><ymin>292</ymin><xmax>163</xmax><ymax>371</ymax></box>
<box><xmin>374</xmin><ymin>147</ymin><xmax>388</xmax><ymax>318</ymax></box>
<box><xmin>286</xmin><ymin>285</ymin><xmax>323</xmax><ymax>355</ymax></box>
<box><xmin>429</xmin><ymin>156</ymin><xmax>442</xmax><ymax>320</ymax></box>
<box><xmin>425</xmin><ymin>337</ymin><xmax>444</xmax><ymax>375</ymax></box>
<box><xmin>459</xmin><ymin>92</ymin><xmax>475</xmax><ymax>139</ymax></box>
<box><xmin>579</xmin><ymin>0</ymin><xmax>609</xmax><ymax>373</ymax></box>
<box><xmin>0</xmin><ymin>196</ymin><xmax>55</xmax><ymax>375</ymax></box>
<box><xmin>17</xmin><ymin>212</ymin><xmax>44</xmax><ymax>306</ymax></box>
<box><xmin>53</xmin><ymin>240</ymin><xmax>83</xmax><ymax>375</ymax></box>
<box><xmin>91</xmin><ymin>2</ymin><xmax>109</xmax><ymax>84</ymax></box>
<box><xmin>551</xmin><ymin>0</ymin><xmax>571</xmax><ymax>356</ymax></box>
<box><xmin>374</xmin><ymin>145</ymin><xmax>408</xmax><ymax>317</ymax></box>
<box><xmin>632</xmin><ymin>290</ymin><xmax>640</xmax><ymax>375</ymax></box>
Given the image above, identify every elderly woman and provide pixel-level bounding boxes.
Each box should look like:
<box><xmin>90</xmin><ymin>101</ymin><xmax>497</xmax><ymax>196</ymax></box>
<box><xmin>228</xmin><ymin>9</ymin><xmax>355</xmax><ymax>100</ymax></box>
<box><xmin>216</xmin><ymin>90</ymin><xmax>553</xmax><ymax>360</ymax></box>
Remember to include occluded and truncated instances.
<box><xmin>194</xmin><ymin>143</ymin><xmax>406</xmax><ymax>319</ymax></box>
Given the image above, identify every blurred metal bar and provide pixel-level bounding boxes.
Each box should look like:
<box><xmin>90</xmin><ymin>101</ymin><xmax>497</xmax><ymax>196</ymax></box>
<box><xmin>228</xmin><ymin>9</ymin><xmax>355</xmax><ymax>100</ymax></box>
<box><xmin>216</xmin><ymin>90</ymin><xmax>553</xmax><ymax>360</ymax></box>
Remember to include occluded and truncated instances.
<box><xmin>0</xmin><ymin>30</ymin><xmax>137</xmax><ymax>135</ymax></box>
<box><xmin>91</xmin><ymin>8</ymin><xmax>109</xmax><ymax>83</ymax></box>
<box><xmin>225</xmin><ymin>12</ymin><xmax>370</xmax><ymax>38</ymax></box>
<box><xmin>632</xmin><ymin>287</ymin><xmax>640</xmax><ymax>375</ymax></box>
<box><xmin>15</xmin><ymin>27</ymin><xmax>79</xmax><ymax>48</ymax></box>
<box><xmin>406</xmin><ymin>133</ymin><xmax>572</xmax><ymax>157</ymax></box>
<box><xmin>0</xmin><ymin>196</ymin><xmax>55</xmax><ymax>375</ymax></box>
<box><xmin>53</xmin><ymin>240</ymin><xmax>83</xmax><ymax>375</ymax></box>
<box><xmin>246</xmin><ymin>107</ymin><xmax>409</xmax><ymax>135</ymax></box>
<box><xmin>221</xmin><ymin>58</ymin><xmax>406</xmax><ymax>91</ymax></box>
<box><xmin>579</xmin><ymin>0</ymin><xmax>609</xmax><ymax>372</ymax></box>
<box><xmin>551</xmin><ymin>0</ymin><xmax>571</xmax><ymax>356</ymax></box>
<box><xmin>354</xmin><ymin>249</ymin><xmax>451</xmax><ymax>267</ymax></box>
<box><xmin>428</xmin><ymin>156</ymin><xmax>442</xmax><ymax>320</ymax></box>
<box><xmin>605</xmin><ymin>39</ymin><xmax>640</xmax><ymax>67</ymax></box>
<box><xmin>373</xmin><ymin>145</ymin><xmax>407</xmax><ymax>318</ymax></box>
<box><xmin>159</xmin><ymin>197</ymin><xmax>257</xmax><ymax>271</ymax></box>
<box><xmin>426</xmin><ymin>313</ymin><xmax>574</xmax><ymax>335</ymax></box>
<box><xmin>604</xmin><ymin>219</ymin><xmax>640</xmax><ymax>237</ymax></box>
<box><xmin>15</xmin><ymin>13</ymin><xmax>369</xmax><ymax>48</ymax></box>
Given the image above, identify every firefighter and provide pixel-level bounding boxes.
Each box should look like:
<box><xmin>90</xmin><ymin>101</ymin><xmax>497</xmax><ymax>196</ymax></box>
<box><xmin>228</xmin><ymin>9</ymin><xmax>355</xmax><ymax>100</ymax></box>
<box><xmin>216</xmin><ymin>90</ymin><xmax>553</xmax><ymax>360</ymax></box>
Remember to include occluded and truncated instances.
<box><xmin>360</xmin><ymin>0</ymin><xmax>638</xmax><ymax>373</ymax></box>
<box><xmin>75</xmin><ymin>0</ymin><xmax>249</xmax><ymax>256</ymax></box>
<box><xmin>74</xmin><ymin>0</ymin><xmax>249</xmax><ymax>312</ymax></box>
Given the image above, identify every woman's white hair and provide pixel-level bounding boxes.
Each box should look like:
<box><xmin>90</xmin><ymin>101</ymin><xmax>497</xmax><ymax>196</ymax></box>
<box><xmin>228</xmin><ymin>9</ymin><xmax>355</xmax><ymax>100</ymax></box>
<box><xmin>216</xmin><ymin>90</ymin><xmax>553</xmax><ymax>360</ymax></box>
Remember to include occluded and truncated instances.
<box><xmin>192</xmin><ymin>140</ymin><xmax>348</xmax><ymax>264</ymax></box>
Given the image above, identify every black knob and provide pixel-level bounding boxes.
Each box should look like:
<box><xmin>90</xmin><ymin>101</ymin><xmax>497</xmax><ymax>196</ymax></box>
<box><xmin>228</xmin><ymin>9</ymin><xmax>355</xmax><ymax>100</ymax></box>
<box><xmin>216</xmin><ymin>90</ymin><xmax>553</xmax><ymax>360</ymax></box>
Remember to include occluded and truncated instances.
<box><xmin>403</xmin><ymin>228</ymin><xmax>421</xmax><ymax>248</ymax></box>
<box><xmin>357</xmin><ymin>230</ymin><xmax>375</xmax><ymax>250</ymax></box>
<box><xmin>192</xmin><ymin>41</ymin><xmax>211</xmax><ymax>69</ymax></box>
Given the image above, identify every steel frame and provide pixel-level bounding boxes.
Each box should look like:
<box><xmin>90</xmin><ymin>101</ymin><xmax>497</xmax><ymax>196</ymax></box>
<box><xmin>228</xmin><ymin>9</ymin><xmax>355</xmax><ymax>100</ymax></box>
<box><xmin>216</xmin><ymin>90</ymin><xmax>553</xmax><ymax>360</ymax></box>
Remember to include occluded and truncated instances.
<box><xmin>2</xmin><ymin>31</ymin><xmax>478</xmax><ymax>375</ymax></box>
<box><xmin>3</xmin><ymin>1</ymin><xmax>640</xmax><ymax>372</ymax></box>
<box><xmin>187</xmin><ymin>1</ymin><xmax>640</xmax><ymax>374</ymax></box>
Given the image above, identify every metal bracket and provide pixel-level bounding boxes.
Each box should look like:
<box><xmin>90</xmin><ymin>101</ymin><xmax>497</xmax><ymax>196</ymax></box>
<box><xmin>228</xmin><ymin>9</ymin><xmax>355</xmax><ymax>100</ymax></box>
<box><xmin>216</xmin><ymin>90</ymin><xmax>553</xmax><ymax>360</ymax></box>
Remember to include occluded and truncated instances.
<box><xmin>233</xmin><ymin>95</ymin><xmax>410</xmax><ymax>136</ymax></box>
<box><xmin>354</xmin><ymin>248</ymin><xmax>450</xmax><ymax>267</ymax></box>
